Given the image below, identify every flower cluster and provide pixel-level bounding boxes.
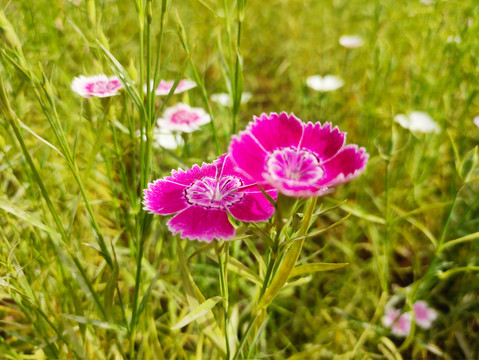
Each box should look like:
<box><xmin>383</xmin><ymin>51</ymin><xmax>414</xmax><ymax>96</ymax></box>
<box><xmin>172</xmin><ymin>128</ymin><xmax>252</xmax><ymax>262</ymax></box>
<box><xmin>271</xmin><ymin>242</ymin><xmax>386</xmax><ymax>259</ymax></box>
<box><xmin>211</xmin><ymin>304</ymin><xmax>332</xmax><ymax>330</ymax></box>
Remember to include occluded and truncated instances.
<box><xmin>144</xmin><ymin>112</ymin><xmax>369</xmax><ymax>241</ymax></box>
<box><xmin>382</xmin><ymin>301</ymin><xmax>438</xmax><ymax>337</ymax></box>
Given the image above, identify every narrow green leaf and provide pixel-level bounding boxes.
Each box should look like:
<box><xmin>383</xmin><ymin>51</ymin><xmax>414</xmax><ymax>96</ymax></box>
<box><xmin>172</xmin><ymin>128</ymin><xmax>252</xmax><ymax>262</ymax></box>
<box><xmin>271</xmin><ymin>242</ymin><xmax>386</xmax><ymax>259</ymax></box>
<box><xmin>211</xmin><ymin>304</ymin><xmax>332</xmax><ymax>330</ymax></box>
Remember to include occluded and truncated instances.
<box><xmin>207</xmin><ymin>253</ymin><xmax>262</xmax><ymax>285</ymax></box>
<box><xmin>171</xmin><ymin>296</ymin><xmax>223</xmax><ymax>330</ymax></box>
<box><xmin>0</xmin><ymin>197</ymin><xmax>59</xmax><ymax>239</ymax></box>
<box><xmin>104</xmin><ymin>243</ymin><xmax>119</xmax><ymax>320</ymax></box>
<box><xmin>17</xmin><ymin>120</ymin><xmax>65</xmax><ymax>158</ymax></box>
<box><xmin>339</xmin><ymin>203</ymin><xmax>386</xmax><ymax>224</ymax></box>
<box><xmin>62</xmin><ymin>314</ymin><xmax>126</xmax><ymax>332</ymax></box>
<box><xmin>289</xmin><ymin>263</ymin><xmax>349</xmax><ymax>278</ymax></box>
<box><xmin>443</xmin><ymin>231</ymin><xmax>479</xmax><ymax>250</ymax></box>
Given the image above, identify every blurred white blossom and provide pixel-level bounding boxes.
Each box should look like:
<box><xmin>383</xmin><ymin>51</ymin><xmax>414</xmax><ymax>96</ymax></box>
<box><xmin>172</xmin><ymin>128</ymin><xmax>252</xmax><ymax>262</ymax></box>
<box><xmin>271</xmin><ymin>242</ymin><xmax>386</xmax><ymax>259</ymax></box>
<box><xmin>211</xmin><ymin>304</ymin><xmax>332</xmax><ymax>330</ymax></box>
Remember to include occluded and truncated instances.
<box><xmin>210</xmin><ymin>92</ymin><xmax>252</xmax><ymax>107</ymax></box>
<box><xmin>394</xmin><ymin>111</ymin><xmax>440</xmax><ymax>133</ymax></box>
<box><xmin>306</xmin><ymin>75</ymin><xmax>344</xmax><ymax>92</ymax></box>
<box><xmin>339</xmin><ymin>35</ymin><xmax>364</xmax><ymax>48</ymax></box>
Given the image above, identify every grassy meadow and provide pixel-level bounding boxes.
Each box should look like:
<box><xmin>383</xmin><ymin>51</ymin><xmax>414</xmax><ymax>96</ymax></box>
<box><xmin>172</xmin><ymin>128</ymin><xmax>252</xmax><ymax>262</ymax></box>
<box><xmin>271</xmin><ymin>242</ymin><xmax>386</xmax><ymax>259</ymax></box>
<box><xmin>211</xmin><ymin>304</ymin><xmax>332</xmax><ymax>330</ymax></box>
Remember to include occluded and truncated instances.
<box><xmin>1</xmin><ymin>0</ymin><xmax>479</xmax><ymax>359</ymax></box>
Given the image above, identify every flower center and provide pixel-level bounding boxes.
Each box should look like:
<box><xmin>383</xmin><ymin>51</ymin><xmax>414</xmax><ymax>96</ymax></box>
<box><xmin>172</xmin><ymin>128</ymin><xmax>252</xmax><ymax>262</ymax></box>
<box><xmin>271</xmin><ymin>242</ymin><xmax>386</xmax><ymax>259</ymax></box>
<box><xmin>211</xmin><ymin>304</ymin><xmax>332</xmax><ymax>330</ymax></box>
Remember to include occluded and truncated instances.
<box><xmin>266</xmin><ymin>148</ymin><xmax>324</xmax><ymax>185</ymax></box>
<box><xmin>86</xmin><ymin>80</ymin><xmax>119</xmax><ymax>94</ymax></box>
<box><xmin>185</xmin><ymin>176</ymin><xmax>244</xmax><ymax>209</ymax></box>
<box><xmin>171</xmin><ymin>109</ymin><xmax>200</xmax><ymax>125</ymax></box>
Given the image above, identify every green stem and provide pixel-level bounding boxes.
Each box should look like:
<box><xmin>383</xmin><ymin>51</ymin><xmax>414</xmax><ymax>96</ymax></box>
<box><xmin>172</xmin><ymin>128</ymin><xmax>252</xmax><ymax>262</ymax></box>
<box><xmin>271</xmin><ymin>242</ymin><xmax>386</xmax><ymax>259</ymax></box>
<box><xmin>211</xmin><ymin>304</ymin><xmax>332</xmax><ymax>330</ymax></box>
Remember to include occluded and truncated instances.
<box><xmin>217</xmin><ymin>242</ymin><xmax>231</xmax><ymax>359</ymax></box>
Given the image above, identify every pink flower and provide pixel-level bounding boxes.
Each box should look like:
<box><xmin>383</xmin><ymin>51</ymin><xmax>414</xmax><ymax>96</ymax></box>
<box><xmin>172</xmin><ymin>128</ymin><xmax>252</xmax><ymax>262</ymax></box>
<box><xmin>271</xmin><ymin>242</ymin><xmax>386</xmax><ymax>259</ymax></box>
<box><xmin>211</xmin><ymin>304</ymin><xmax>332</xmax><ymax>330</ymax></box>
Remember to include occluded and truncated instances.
<box><xmin>382</xmin><ymin>308</ymin><xmax>412</xmax><ymax>337</ymax></box>
<box><xmin>157</xmin><ymin>103</ymin><xmax>211</xmax><ymax>133</ymax></box>
<box><xmin>413</xmin><ymin>301</ymin><xmax>438</xmax><ymax>329</ymax></box>
<box><xmin>229</xmin><ymin>112</ymin><xmax>369</xmax><ymax>198</ymax></box>
<box><xmin>146</xmin><ymin>79</ymin><xmax>197</xmax><ymax>95</ymax></box>
<box><xmin>143</xmin><ymin>154</ymin><xmax>277</xmax><ymax>242</ymax></box>
<box><xmin>71</xmin><ymin>75</ymin><xmax>123</xmax><ymax>98</ymax></box>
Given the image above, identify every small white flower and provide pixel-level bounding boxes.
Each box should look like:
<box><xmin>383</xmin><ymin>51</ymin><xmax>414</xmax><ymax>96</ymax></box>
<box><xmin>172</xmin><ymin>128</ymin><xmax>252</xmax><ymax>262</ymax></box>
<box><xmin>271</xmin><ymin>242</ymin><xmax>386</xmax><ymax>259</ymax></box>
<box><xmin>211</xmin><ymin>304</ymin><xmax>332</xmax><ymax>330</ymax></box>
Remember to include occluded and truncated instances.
<box><xmin>394</xmin><ymin>111</ymin><xmax>440</xmax><ymax>133</ymax></box>
<box><xmin>152</xmin><ymin>131</ymin><xmax>184</xmax><ymax>150</ymax></box>
<box><xmin>157</xmin><ymin>103</ymin><xmax>210</xmax><ymax>133</ymax></box>
<box><xmin>339</xmin><ymin>35</ymin><xmax>364</xmax><ymax>49</ymax></box>
<box><xmin>210</xmin><ymin>92</ymin><xmax>252</xmax><ymax>107</ymax></box>
<box><xmin>306</xmin><ymin>75</ymin><xmax>344</xmax><ymax>92</ymax></box>
<box><xmin>420</xmin><ymin>0</ymin><xmax>434</xmax><ymax>5</ymax></box>
<box><xmin>473</xmin><ymin>116</ymin><xmax>479</xmax><ymax>128</ymax></box>
<box><xmin>447</xmin><ymin>35</ymin><xmax>461</xmax><ymax>44</ymax></box>
<box><xmin>135</xmin><ymin>129</ymin><xmax>184</xmax><ymax>150</ymax></box>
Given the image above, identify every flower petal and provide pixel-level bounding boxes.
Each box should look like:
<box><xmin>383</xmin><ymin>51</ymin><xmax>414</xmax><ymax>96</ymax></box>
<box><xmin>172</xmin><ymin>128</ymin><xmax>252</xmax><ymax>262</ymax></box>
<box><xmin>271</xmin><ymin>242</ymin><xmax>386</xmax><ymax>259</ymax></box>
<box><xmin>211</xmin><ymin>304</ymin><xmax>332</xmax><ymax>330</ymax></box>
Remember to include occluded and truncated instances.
<box><xmin>300</xmin><ymin>122</ymin><xmax>346</xmax><ymax>161</ymax></box>
<box><xmin>143</xmin><ymin>179</ymin><xmax>188</xmax><ymax>215</ymax></box>
<box><xmin>319</xmin><ymin>145</ymin><xmax>369</xmax><ymax>186</ymax></box>
<box><xmin>165</xmin><ymin>163</ymin><xmax>217</xmax><ymax>186</ymax></box>
<box><xmin>228</xmin><ymin>189</ymin><xmax>276</xmax><ymax>222</ymax></box>
<box><xmin>229</xmin><ymin>133</ymin><xmax>269</xmax><ymax>181</ymax></box>
<box><xmin>167</xmin><ymin>206</ymin><xmax>234</xmax><ymax>242</ymax></box>
<box><xmin>247</xmin><ymin>112</ymin><xmax>304</xmax><ymax>152</ymax></box>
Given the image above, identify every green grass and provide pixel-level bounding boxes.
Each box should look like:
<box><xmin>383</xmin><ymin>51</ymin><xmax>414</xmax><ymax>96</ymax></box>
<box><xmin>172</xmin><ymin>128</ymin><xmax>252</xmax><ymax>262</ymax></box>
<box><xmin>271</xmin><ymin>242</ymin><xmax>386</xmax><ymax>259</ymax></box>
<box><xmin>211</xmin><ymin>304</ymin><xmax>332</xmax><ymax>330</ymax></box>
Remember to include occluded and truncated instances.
<box><xmin>1</xmin><ymin>0</ymin><xmax>479</xmax><ymax>359</ymax></box>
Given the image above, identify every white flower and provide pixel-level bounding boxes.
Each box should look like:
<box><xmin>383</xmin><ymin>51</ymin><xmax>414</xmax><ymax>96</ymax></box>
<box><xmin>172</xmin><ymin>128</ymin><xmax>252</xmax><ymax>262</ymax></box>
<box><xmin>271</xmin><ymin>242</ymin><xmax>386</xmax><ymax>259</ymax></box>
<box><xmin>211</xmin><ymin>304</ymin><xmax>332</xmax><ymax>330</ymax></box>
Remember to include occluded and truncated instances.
<box><xmin>447</xmin><ymin>35</ymin><xmax>461</xmax><ymax>44</ymax></box>
<box><xmin>420</xmin><ymin>0</ymin><xmax>434</xmax><ymax>5</ymax></box>
<box><xmin>339</xmin><ymin>35</ymin><xmax>364</xmax><ymax>49</ymax></box>
<box><xmin>394</xmin><ymin>111</ymin><xmax>440</xmax><ymax>133</ymax></box>
<box><xmin>152</xmin><ymin>131</ymin><xmax>184</xmax><ymax>150</ymax></box>
<box><xmin>306</xmin><ymin>75</ymin><xmax>344</xmax><ymax>92</ymax></box>
<box><xmin>473</xmin><ymin>116</ymin><xmax>479</xmax><ymax>128</ymax></box>
<box><xmin>71</xmin><ymin>74</ymin><xmax>123</xmax><ymax>98</ymax></box>
<box><xmin>135</xmin><ymin>129</ymin><xmax>183</xmax><ymax>150</ymax></box>
<box><xmin>157</xmin><ymin>103</ymin><xmax>210</xmax><ymax>133</ymax></box>
<box><xmin>210</xmin><ymin>92</ymin><xmax>252</xmax><ymax>107</ymax></box>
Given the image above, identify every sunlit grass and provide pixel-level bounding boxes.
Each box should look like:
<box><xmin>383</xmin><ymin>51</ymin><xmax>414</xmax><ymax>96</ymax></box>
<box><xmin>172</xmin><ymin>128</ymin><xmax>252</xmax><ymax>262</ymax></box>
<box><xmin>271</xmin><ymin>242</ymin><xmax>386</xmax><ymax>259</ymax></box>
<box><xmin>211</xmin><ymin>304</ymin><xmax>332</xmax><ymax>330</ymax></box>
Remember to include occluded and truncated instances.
<box><xmin>1</xmin><ymin>0</ymin><xmax>479</xmax><ymax>359</ymax></box>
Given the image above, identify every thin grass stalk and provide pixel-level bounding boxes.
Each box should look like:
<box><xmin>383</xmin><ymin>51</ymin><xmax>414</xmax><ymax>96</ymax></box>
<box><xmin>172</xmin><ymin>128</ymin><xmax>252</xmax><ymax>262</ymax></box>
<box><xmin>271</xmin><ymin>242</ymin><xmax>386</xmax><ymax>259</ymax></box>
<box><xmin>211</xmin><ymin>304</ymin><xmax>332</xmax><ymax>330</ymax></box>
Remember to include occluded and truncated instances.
<box><xmin>217</xmin><ymin>242</ymin><xmax>231</xmax><ymax>359</ymax></box>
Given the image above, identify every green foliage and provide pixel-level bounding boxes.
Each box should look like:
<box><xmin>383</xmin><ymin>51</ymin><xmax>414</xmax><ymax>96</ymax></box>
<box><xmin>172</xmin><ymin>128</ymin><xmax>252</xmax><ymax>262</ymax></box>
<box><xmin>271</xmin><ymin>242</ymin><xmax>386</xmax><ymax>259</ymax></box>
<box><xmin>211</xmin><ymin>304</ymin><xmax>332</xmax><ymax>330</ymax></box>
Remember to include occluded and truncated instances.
<box><xmin>1</xmin><ymin>0</ymin><xmax>479</xmax><ymax>359</ymax></box>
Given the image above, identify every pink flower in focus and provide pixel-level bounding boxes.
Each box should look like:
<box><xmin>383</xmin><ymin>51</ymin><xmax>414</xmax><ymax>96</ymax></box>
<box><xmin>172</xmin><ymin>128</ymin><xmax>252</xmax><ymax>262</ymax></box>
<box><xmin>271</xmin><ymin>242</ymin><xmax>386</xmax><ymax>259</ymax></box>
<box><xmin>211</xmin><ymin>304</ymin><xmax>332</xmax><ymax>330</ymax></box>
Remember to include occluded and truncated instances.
<box><xmin>382</xmin><ymin>308</ymin><xmax>412</xmax><ymax>337</ymax></box>
<box><xmin>147</xmin><ymin>79</ymin><xmax>197</xmax><ymax>95</ymax></box>
<box><xmin>143</xmin><ymin>154</ymin><xmax>277</xmax><ymax>242</ymax></box>
<box><xmin>157</xmin><ymin>103</ymin><xmax>211</xmax><ymax>133</ymax></box>
<box><xmin>229</xmin><ymin>112</ymin><xmax>369</xmax><ymax>198</ymax></box>
<box><xmin>413</xmin><ymin>301</ymin><xmax>438</xmax><ymax>329</ymax></box>
<box><xmin>71</xmin><ymin>75</ymin><xmax>123</xmax><ymax>98</ymax></box>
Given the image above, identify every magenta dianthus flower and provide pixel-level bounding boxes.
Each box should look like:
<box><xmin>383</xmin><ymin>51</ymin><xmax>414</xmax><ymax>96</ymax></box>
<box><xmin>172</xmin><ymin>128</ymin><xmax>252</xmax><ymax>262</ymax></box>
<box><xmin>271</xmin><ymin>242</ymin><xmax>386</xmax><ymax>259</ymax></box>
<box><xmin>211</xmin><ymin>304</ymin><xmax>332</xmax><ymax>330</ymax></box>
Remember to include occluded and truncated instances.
<box><xmin>229</xmin><ymin>112</ymin><xmax>369</xmax><ymax>198</ymax></box>
<box><xmin>143</xmin><ymin>154</ymin><xmax>276</xmax><ymax>242</ymax></box>
<box><xmin>71</xmin><ymin>74</ymin><xmax>123</xmax><ymax>98</ymax></box>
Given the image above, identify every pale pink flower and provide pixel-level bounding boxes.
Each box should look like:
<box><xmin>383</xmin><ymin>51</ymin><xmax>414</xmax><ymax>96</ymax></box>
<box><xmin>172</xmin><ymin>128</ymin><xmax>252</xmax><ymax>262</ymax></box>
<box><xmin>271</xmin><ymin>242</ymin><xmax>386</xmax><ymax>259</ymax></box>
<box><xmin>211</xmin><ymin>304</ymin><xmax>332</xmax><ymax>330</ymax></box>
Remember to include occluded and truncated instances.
<box><xmin>473</xmin><ymin>116</ymin><xmax>479</xmax><ymax>128</ymax></box>
<box><xmin>413</xmin><ymin>301</ymin><xmax>438</xmax><ymax>329</ymax></box>
<box><xmin>382</xmin><ymin>308</ymin><xmax>412</xmax><ymax>337</ymax></box>
<box><xmin>71</xmin><ymin>74</ymin><xmax>123</xmax><ymax>98</ymax></box>
<box><xmin>146</xmin><ymin>79</ymin><xmax>197</xmax><ymax>96</ymax></box>
<box><xmin>157</xmin><ymin>103</ymin><xmax>210</xmax><ymax>133</ymax></box>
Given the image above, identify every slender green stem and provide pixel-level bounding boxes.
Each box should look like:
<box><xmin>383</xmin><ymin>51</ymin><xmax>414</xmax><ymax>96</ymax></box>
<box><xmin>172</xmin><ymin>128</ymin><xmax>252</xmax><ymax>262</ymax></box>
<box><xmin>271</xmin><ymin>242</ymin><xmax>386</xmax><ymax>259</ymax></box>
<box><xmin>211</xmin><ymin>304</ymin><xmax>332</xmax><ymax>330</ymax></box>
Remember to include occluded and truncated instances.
<box><xmin>217</xmin><ymin>242</ymin><xmax>231</xmax><ymax>359</ymax></box>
